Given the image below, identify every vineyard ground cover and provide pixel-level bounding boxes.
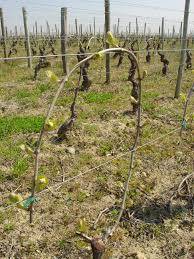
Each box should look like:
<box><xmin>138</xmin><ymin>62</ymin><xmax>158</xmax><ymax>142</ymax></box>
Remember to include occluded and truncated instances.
<box><xmin>0</xmin><ymin>41</ymin><xmax>194</xmax><ymax>258</ymax></box>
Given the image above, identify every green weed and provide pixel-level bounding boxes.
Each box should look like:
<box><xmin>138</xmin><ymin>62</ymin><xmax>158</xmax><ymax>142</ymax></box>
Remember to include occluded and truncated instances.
<box><xmin>12</xmin><ymin>157</ymin><xmax>29</xmax><ymax>178</ymax></box>
<box><xmin>98</xmin><ymin>141</ymin><xmax>113</xmax><ymax>156</ymax></box>
<box><xmin>84</xmin><ymin>92</ymin><xmax>113</xmax><ymax>104</ymax></box>
<box><xmin>0</xmin><ymin>116</ymin><xmax>44</xmax><ymax>139</ymax></box>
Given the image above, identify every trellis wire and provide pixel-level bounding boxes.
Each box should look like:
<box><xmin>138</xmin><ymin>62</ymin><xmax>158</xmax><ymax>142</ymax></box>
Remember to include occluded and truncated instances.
<box><xmin>1</xmin><ymin>48</ymin><xmax>194</xmax><ymax>62</ymax></box>
<box><xmin>1</xmin><ymin>126</ymin><xmax>181</xmax><ymax>212</ymax></box>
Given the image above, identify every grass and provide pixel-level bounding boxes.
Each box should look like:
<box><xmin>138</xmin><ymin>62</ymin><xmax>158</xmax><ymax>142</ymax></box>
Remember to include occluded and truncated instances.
<box><xmin>142</xmin><ymin>91</ymin><xmax>160</xmax><ymax>112</ymax></box>
<box><xmin>56</xmin><ymin>94</ymin><xmax>73</xmax><ymax>107</ymax></box>
<box><xmin>11</xmin><ymin>83</ymin><xmax>53</xmax><ymax>106</ymax></box>
<box><xmin>98</xmin><ymin>141</ymin><xmax>113</xmax><ymax>156</ymax></box>
<box><xmin>0</xmin><ymin>115</ymin><xmax>43</xmax><ymax>180</ymax></box>
<box><xmin>4</xmin><ymin>223</ymin><xmax>15</xmax><ymax>232</ymax></box>
<box><xmin>0</xmin><ymin>116</ymin><xmax>44</xmax><ymax>139</ymax></box>
<box><xmin>83</xmin><ymin>92</ymin><xmax>113</xmax><ymax>103</ymax></box>
<box><xmin>14</xmin><ymin>89</ymin><xmax>39</xmax><ymax>106</ymax></box>
<box><xmin>0</xmin><ymin>137</ymin><xmax>31</xmax><ymax>181</ymax></box>
<box><xmin>12</xmin><ymin>157</ymin><xmax>29</xmax><ymax>178</ymax></box>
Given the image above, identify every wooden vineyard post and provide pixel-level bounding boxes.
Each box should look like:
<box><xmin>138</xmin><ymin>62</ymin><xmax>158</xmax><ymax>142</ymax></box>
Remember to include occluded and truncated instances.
<box><xmin>22</xmin><ymin>7</ymin><xmax>32</xmax><ymax>68</ymax></box>
<box><xmin>136</xmin><ymin>17</ymin><xmax>139</xmax><ymax>38</ymax></box>
<box><xmin>113</xmin><ymin>24</ymin><xmax>116</xmax><ymax>35</ymax></box>
<box><xmin>46</xmin><ymin>21</ymin><xmax>51</xmax><ymax>37</ymax></box>
<box><xmin>179</xmin><ymin>22</ymin><xmax>183</xmax><ymax>43</ymax></box>
<box><xmin>75</xmin><ymin>19</ymin><xmax>78</xmax><ymax>37</ymax></box>
<box><xmin>35</xmin><ymin>21</ymin><xmax>38</xmax><ymax>37</ymax></box>
<box><xmin>175</xmin><ymin>0</ymin><xmax>190</xmax><ymax>99</ymax></box>
<box><xmin>172</xmin><ymin>25</ymin><xmax>175</xmax><ymax>39</ymax></box>
<box><xmin>129</xmin><ymin>22</ymin><xmax>131</xmax><ymax>36</ymax></box>
<box><xmin>79</xmin><ymin>24</ymin><xmax>83</xmax><ymax>40</ymax></box>
<box><xmin>5</xmin><ymin>26</ymin><xmax>8</xmax><ymax>37</ymax></box>
<box><xmin>15</xmin><ymin>25</ymin><xmax>18</xmax><ymax>37</ymax></box>
<box><xmin>19</xmin><ymin>26</ymin><xmax>22</xmax><ymax>36</ymax></box>
<box><xmin>161</xmin><ymin>17</ymin><xmax>165</xmax><ymax>50</ymax></box>
<box><xmin>105</xmin><ymin>0</ymin><xmax>110</xmax><ymax>83</ymax></box>
<box><xmin>117</xmin><ymin>18</ymin><xmax>120</xmax><ymax>36</ymax></box>
<box><xmin>125</xmin><ymin>26</ymin><xmax>128</xmax><ymax>38</ymax></box>
<box><xmin>0</xmin><ymin>8</ymin><xmax>7</xmax><ymax>61</ymax></box>
<box><xmin>40</xmin><ymin>26</ymin><xmax>43</xmax><ymax>37</ymax></box>
<box><xmin>144</xmin><ymin>22</ymin><xmax>147</xmax><ymax>40</ymax></box>
<box><xmin>93</xmin><ymin>17</ymin><xmax>96</xmax><ymax>45</ymax></box>
<box><xmin>93</xmin><ymin>17</ymin><xmax>96</xmax><ymax>37</ymax></box>
<box><xmin>61</xmin><ymin>7</ymin><xmax>68</xmax><ymax>75</ymax></box>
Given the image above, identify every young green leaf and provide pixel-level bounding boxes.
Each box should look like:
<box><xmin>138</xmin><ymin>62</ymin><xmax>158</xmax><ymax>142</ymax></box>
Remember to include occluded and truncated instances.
<box><xmin>44</xmin><ymin>119</ymin><xmax>56</xmax><ymax>131</ymax></box>
<box><xmin>180</xmin><ymin>93</ymin><xmax>186</xmax><ymax>103</ymax></box>
<box><xmin>45</xmin><ymin>70</ymin><xmax>59</xmax><ymax>83</ymax></box>
<box><xmin>106</xmin><ymin>31</ymin><xmax>119</xmax><ymax>47</ymax></box>
<box><xmin>36</xmin><ymin>175</ymin><xmax>49</xmax><ymax>191</ymax></box>
<box><xmin>78</xmin><ymin>218</ymin><xmax>88</xmax><ymax>233</ymax></box>
<box><xmin>9</xmin><ymin>193</ymin><xmax>26</xmax><ymax>210</ymax></box>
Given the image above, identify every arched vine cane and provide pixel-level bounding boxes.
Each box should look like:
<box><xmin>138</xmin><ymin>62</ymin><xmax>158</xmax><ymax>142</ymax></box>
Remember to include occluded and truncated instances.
<box><xmin>29</xmin><ymin>48</ymin><xmax>143</xmax><ymax>252</ymax></box>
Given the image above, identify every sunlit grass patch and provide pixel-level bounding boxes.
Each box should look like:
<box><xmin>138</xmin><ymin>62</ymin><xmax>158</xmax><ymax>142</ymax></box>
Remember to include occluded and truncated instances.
<box><xmin>0</xmin><ymin>116</ymin><xmax>44</xmax><ymax>139</ymax></box>
<box><xmin>84</xmin><ymin>92</ymin><xmax>113</xmax><ymax>104</ymax></box>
